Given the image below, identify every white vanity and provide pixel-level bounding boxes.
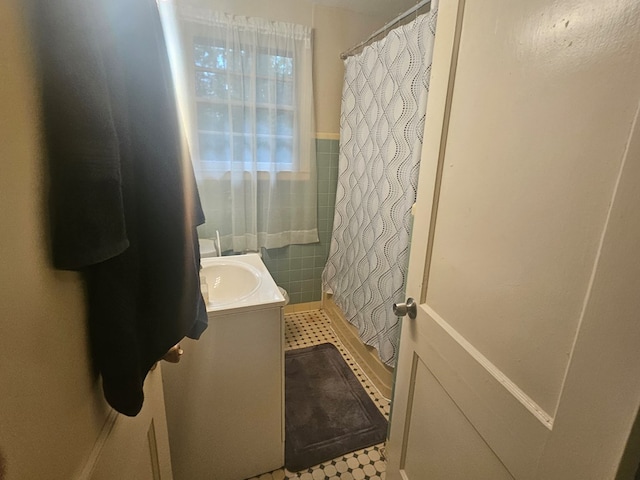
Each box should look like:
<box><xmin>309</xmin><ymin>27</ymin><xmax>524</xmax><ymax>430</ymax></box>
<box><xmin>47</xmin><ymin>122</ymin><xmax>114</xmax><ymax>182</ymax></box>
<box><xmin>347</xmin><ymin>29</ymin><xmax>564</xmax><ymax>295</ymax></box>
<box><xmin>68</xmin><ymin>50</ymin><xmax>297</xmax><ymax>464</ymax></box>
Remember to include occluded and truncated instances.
<box><xmin>162</xmin><ymin>253</ymin><xmax>285</xmax><ymax>480</ymax></box>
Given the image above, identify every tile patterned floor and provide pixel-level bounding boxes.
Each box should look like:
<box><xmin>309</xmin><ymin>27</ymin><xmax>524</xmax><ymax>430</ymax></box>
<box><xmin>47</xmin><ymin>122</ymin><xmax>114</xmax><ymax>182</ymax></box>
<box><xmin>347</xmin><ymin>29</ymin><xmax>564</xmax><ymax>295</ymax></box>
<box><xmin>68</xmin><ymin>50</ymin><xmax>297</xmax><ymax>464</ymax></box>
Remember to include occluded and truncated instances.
<box><xmin>247</xmin><ymin>310</ymin><xmax>391</xmax><ymax>480</ymax></box>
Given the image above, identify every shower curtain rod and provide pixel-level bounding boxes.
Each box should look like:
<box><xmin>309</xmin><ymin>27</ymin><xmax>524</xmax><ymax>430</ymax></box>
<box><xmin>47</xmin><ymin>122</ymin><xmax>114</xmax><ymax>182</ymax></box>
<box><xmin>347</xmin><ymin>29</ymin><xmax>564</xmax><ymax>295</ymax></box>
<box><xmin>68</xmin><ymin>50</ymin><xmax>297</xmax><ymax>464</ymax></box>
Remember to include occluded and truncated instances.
<box><xmin>339</xmin><ymin>0</ymin><xmax>432</xmax><ymax>60</ymax></box>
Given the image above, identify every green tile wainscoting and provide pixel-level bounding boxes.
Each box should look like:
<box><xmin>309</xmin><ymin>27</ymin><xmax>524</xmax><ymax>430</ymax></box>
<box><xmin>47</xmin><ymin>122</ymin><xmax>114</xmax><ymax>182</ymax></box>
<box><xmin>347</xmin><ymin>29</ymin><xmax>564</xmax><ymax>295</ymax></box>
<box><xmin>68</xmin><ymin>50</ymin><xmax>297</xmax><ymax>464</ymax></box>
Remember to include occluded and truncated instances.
<box><xmin>261</xmin><ymin>138</ymin><xmax>339</xmax><ymax>304</ymax></box>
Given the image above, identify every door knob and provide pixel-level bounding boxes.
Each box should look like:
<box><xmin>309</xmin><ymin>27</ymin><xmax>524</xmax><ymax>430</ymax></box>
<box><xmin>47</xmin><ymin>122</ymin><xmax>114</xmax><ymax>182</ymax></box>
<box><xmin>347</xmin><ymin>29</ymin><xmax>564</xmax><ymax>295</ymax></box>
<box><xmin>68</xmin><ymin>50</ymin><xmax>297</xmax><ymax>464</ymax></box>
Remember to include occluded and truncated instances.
<box><xmin>393</xmin><ymin>298</ymin><xmax>417</xmax><ymax>319</ymax></box>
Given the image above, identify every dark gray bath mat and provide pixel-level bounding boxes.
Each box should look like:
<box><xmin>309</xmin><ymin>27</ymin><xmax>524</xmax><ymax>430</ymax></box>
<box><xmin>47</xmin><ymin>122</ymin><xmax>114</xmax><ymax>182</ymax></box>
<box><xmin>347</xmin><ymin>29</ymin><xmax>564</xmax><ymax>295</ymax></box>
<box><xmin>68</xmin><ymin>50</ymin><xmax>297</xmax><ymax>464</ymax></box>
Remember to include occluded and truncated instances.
<box><xmin>284</xmin><ymin>342</ymin><xmax>388</xmax><ymax>472</ymax></box>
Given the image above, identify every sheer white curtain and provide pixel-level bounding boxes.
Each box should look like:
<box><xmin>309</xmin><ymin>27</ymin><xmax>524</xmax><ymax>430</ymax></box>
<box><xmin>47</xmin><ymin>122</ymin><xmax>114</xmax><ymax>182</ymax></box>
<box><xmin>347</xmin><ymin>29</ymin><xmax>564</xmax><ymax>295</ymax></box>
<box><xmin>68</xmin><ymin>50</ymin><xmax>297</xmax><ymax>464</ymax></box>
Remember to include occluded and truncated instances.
<box><xmin>159</xmin><ymin>3</ymin><xmax>318</xmax><ymax>252</ymax></box>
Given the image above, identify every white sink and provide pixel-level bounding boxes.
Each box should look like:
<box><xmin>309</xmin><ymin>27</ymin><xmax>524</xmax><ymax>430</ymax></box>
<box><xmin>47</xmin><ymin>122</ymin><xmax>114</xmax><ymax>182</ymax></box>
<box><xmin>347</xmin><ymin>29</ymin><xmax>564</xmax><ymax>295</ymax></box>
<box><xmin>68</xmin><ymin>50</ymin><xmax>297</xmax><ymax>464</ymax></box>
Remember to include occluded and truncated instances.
<box><xmin>200</xmin><ymin>260</ymin><xmax>262</xmax><ymax>306</ymax></box>
<box><xmin>199</xmin><ymin>253</ymin><xmax>285</xmax><ymax>314</ymax></box>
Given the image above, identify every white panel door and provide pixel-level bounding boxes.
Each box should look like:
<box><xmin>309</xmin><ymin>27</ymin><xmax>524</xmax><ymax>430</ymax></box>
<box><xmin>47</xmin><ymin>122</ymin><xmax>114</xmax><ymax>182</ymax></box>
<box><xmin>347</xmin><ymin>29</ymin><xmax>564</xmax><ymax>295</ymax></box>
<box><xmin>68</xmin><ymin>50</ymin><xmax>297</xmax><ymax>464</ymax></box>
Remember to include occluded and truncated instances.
<box><xmin>386</xmin><ymin>0</ymin><xmax>640</xmax><ymax>479</ymax></box>
<box><xmin>79</xmin><ymin>366</ymin><xmax>173</xmax><ymax>480</ymax></box>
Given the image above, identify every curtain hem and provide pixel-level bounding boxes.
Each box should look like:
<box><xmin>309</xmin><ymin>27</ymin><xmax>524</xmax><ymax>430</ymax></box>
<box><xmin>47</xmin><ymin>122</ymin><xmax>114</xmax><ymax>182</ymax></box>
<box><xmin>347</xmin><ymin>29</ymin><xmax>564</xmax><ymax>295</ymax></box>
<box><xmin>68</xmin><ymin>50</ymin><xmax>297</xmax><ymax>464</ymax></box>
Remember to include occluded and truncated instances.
<box><xmin>219</xmin><ymin>228</ymin><xmax>319</xmax><ymax>252</ymax></box>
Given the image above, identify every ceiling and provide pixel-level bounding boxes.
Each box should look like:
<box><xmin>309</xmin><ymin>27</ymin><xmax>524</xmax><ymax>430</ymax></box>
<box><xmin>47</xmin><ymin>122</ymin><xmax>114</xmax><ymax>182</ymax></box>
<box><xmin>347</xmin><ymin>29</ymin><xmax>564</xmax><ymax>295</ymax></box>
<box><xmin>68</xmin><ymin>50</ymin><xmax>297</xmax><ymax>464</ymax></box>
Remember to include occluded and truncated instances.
<box><xmin>311</xmin><ymin>0</ymin><xmax>418</xmax><ymax>21</ymax></box>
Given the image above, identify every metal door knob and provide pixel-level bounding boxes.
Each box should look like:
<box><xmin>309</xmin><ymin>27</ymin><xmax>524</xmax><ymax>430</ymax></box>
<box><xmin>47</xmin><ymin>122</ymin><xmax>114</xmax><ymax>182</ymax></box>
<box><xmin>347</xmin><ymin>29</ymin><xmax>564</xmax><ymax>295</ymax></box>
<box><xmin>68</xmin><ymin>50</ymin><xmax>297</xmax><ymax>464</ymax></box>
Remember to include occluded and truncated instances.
<box><xmin>393</xmin><ymin>298</ymin><xmax>417</xmax><ymax>319</ymax></box>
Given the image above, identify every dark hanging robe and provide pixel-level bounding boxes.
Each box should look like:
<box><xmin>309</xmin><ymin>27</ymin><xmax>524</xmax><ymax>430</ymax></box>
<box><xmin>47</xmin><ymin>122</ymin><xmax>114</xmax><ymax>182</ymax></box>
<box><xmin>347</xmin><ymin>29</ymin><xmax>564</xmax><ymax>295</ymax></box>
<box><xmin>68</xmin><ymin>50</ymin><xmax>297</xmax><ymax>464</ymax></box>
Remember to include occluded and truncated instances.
<box><xmin>32</xmin><ymin>0</ymin><xmax>208</xmax><ymax>416</ymax></box>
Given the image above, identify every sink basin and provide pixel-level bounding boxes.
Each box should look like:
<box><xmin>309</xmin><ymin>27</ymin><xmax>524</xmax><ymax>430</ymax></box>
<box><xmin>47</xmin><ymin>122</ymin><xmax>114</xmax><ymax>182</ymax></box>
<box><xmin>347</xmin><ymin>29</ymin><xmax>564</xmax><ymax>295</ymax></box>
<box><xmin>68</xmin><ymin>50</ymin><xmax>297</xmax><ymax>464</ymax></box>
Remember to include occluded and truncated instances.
<box><xmin>197</xmin><ymin>253</ymin><xmax>285</xmax><ymax>314</ymax></box>
<box><xmin>200</xmin><ymin>260</ymin><xmax>262</xmax><ymax>306</ymax></box>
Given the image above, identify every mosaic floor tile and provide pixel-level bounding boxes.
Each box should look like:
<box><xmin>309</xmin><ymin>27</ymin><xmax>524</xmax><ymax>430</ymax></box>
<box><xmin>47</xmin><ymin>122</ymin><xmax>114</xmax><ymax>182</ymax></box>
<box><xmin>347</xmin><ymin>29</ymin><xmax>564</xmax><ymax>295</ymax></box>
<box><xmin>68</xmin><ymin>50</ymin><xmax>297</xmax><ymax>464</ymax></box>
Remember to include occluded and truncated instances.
<box><xmin>247</xmin><ymin>310</ymin><xmax>390</xmax><ymax>480</ymax></box>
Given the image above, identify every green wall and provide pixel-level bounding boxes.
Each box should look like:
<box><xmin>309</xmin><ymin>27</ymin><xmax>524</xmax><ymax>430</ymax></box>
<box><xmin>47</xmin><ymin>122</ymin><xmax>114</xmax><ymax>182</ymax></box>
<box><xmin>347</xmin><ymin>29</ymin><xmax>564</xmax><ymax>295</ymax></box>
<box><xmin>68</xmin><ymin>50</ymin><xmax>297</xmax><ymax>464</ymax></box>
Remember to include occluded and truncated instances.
<box><xmin>261</xmin><ymin>138</ymin><xmax>339</xmax><ymax>303</ymax></box>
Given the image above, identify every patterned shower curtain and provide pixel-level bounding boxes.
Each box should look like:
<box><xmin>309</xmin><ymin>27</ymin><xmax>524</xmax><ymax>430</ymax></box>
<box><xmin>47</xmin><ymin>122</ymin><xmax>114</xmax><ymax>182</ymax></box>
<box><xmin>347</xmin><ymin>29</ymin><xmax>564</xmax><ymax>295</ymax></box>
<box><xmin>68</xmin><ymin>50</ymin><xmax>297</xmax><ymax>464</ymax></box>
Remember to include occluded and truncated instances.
<box><xmin>322</xmin><ymin>9</ymin><xmax>438</xmax><ymax>367</ymax></box>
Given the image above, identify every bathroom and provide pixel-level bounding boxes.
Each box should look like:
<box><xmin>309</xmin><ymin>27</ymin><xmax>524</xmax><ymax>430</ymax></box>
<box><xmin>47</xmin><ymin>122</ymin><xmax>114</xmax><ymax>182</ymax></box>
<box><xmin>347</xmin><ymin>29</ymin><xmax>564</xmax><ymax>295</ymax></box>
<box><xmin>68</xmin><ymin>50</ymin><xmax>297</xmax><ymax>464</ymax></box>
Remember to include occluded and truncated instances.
<box><xmin>157</xmin><ymin>0</ymin><xmax>421</xmax><ymax>477</ymax></box>
<box><xmin>2</xmin><ymin>0</ymin><xmax>640</xmax><ymax>479</ymax></box>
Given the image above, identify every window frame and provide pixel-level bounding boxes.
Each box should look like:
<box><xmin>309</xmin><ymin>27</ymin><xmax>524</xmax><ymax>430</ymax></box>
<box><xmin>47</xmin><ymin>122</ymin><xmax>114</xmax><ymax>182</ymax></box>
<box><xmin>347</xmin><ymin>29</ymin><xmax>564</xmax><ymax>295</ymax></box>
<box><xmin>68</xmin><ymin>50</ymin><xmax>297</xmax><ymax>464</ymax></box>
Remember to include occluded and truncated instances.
<box><xmin>183</xmin><ymin>26</ymin><xmax>306</xmax><ymax>175</ymax></box>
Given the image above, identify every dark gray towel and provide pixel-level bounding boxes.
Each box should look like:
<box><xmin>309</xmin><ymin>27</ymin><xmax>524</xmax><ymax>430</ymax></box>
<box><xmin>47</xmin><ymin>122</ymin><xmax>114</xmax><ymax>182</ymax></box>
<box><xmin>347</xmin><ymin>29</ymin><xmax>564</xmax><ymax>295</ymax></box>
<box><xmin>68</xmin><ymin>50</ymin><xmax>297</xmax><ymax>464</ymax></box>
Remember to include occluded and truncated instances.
<box><xmin>34</xmin><ymin>0</ymin><xmax>128</xmax><ymax>269</ymax></box>
<box><xmin>33</xmin><ymin>0</ymin><xmax>207</xmax><ymax>416</ymax></box>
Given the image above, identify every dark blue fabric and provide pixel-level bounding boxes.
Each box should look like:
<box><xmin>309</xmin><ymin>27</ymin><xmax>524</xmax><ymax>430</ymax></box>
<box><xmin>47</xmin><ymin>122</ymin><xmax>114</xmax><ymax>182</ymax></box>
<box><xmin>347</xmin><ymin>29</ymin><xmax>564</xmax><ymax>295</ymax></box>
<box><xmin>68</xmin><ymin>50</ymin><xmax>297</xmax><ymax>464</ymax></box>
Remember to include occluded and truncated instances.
<box><xmin>33</xmin><ymin>0</ymin><xmax>207</xmax><ymax>416</ymax></box>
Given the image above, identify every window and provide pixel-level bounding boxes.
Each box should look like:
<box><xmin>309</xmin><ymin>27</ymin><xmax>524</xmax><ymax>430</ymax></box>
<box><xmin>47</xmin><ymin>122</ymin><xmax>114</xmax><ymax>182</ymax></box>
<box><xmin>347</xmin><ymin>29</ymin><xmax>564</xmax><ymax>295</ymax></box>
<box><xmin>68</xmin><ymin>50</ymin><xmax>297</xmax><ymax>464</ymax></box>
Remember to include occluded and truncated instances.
<box><xmin>160</xmin><ymin>9</ymin><xmax>315</xmax><ymax>179</ymax></box>
<box><xmin>159</xmin><ymin>6</ymin><xmax>318</xmax><ymax>252</ymax></box>
<box><xmin>192</xmin><ymin>38</ymin><xmax>296</xmax><ymax>172</ymax></box>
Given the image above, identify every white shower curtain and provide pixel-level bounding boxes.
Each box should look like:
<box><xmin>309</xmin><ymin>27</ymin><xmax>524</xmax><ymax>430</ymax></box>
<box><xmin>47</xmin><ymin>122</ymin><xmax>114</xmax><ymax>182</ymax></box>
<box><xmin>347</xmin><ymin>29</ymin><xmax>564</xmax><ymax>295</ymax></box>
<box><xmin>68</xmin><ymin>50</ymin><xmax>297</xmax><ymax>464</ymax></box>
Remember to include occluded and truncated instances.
<box><xmin>322</xmin><ymin>8</ymin><xmax>438</xmax><ymax>367</ymax></box>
